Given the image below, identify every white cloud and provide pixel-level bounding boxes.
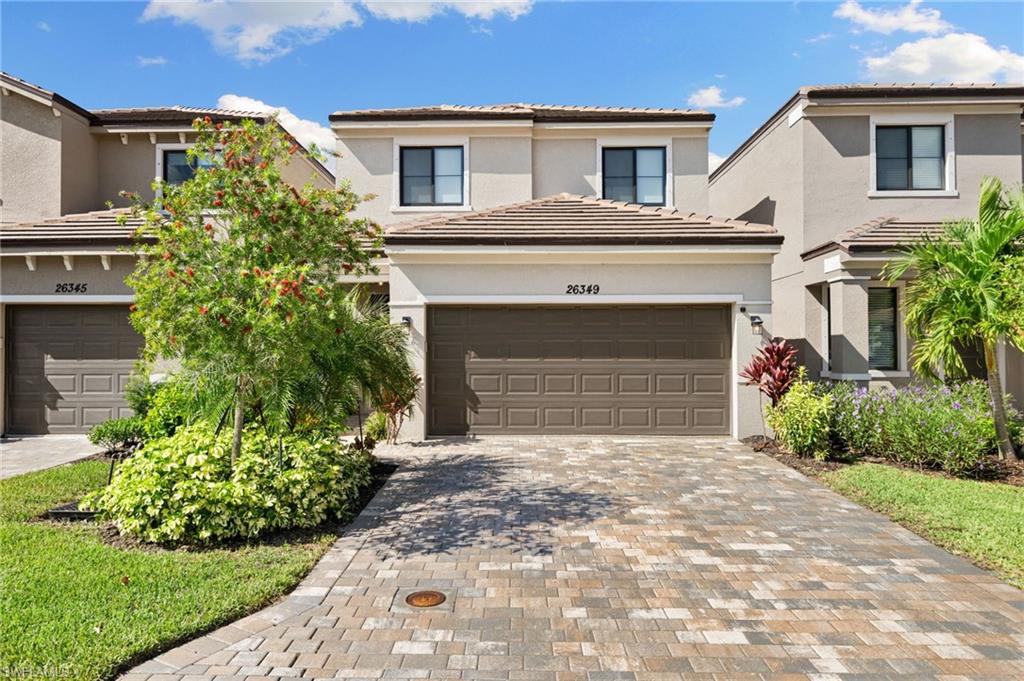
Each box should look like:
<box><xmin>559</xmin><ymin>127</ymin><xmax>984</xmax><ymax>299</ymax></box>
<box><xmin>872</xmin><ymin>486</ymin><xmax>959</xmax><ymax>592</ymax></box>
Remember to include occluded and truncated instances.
<box><xmin>137</xmin><ymin>55</ymin><xmax>169</xmax><ymax>67</ymax></box>
<box><xmin>806</xmin><ymin>32</ymin><xmax>833</xmax><ymax>44</ymax></box>
<box><xmin>363</xmin><ymin>1</ymin><xmax>532</xmax><ymax>22</ymax></box>
<box><xmin>36</xmin><ymin>21</ymin><xmax>51</xmax><ymax>32</ymax></box>
<box><xmin>217</xmin><ymin>94</ymin><xmax>336</xmax><ymax>172</ymax></box>
<box><xmin>864</xmin><ymin>32</ymin><xmax>1024</xmax><ymax>82</ymax></box>
<box><xmin>142</xmin><ymin>1</ymin><xmax>532</xmax><ymax>63</ymax></box>
<box><xmin>142</xmin><ymin>1</ymin><xmax>363</xmax><ymax>63</ymax></box>
<box><xmin>708</xmin><ymin>151</ymin><xmax>726</xmax><ymax>172</ymax></box>
<box><xmin>687</xmin><ymin>86</ymin><xmax>746</xmax><ymax>109</ymax></box>
<box><xmin>834</xmin><ymin>0</ymin><xmax>951</xmax><ymax>35</ymax></box>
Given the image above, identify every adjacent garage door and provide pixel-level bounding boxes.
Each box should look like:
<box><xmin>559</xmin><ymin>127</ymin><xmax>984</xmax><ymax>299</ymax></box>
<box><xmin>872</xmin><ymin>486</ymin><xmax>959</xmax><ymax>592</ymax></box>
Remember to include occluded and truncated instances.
<box><xmin>6</xmin><ymin>305</ymin><xmax>143</xmax><ymax>434</ymax></box>
<box><xmin>427</xmin><ymin>305</ymin><xmax>731</xmax><ymax>436</ymax></box>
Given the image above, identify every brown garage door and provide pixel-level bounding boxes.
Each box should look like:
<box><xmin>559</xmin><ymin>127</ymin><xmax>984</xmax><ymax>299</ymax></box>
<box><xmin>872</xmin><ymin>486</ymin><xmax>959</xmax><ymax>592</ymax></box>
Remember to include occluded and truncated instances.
<box><xmin>427</xmin><ymin>305</ymin><xmax>731</xmax><ymax>436</ymax></box>
<box><xmin>6</xmin><ymin>305</ymin><xmax>143</xmax><ymax>434</ymax></box>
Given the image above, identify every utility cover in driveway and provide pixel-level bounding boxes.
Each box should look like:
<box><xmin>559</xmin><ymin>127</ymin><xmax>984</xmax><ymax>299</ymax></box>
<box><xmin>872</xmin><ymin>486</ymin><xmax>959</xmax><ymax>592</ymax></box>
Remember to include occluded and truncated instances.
<box><xmin>427</xmin><ymin>305</ymin><xmax>731</xmax><ymax>435</ymax></box>
<box><xmin>6</xmin><ymin>305</ymin><xmax>143</xmax><ymax>434</ymax></box>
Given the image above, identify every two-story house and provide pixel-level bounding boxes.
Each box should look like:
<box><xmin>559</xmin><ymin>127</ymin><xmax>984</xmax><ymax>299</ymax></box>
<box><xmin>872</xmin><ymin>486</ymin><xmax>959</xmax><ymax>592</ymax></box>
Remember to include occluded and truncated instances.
<box><xmin>0</xmin><ymin>72</ymin><xmax>333</xmax><ymax>435</ymax></box>
<box><xmin>332</xmin><ymin>104</ymin><xmax>783</xmax><ymax>440</ymax></box>
<box><xmin>709</xmin><ymin>84</ymin><xmax>1024</xmax><ymax>406</ymax></box>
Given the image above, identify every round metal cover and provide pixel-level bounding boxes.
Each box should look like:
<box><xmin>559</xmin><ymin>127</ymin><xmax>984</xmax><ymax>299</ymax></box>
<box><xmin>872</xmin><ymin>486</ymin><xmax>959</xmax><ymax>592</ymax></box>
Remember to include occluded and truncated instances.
<box><xmin>405</xmin><ymin>590</ymin><xmax>446</xmax><ymax>608</ymax></box>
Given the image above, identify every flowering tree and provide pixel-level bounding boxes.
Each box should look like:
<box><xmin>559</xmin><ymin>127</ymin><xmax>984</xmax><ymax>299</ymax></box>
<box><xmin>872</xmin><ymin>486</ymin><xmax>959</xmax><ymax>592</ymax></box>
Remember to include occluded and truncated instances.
<box><xmin>124</xmin><ymin>116</ymin><xmax>381</xmax><ymax>462</ymax></box>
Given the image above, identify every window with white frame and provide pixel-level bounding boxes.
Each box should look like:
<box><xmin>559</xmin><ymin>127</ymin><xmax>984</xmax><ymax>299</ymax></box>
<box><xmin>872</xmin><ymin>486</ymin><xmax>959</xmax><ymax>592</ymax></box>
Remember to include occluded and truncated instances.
<box><xmin>868</xmin><ymin>287</ymin><xmax>899</xmax><ymax>370</ymax></box>
<box><xmin>602</xmin><ymin>147</ymin><xmax>666</xmax><ymax>205</ymax></box>
<box><xmin>875</xmin><ymin>125</ymin><xmax>945</xmax><ymax>191</ymax></box>
<box><xmin>399</xmin><ymin>146</ymin><xmax>464</xmax><ymax>206</ymax></box>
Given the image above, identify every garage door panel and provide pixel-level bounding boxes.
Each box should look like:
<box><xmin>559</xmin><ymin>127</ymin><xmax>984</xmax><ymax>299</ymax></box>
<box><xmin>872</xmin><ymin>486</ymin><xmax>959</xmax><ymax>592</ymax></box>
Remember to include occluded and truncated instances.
<box><xmin>428</xmin><ymin>305</ymin><xmax>731</xmax><ymax>436</ymax></box>
<box><xmin>7</xmin><ymin>305</ymin><xmax>142</xmax><ymax>434</ymax></box>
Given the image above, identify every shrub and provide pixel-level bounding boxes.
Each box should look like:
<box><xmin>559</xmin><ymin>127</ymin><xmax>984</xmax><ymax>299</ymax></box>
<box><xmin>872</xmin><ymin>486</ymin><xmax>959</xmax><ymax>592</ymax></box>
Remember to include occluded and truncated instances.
<box><xmin>765</xmin><ymin>368</ymin><xmax>833</xmax><ymax>459</ymax></box>
<box><xmin>827</xmin><ymin>380</ymin><xmax>1018</xmax><ymax>476</ymax></box>
<box><xmin>740</xmin><ymin>338</ymin><xmax>799</xmax><ymax>406</ymax></box>
<box><xmin>141</xmin><ymin>378</ymin><xmax>193</xmax><ymax>439</ymax></box>
<box><xmin>83</xmin><ymin>424</ymin><xmax>373</xmax><ymax>544</ymax></box>
<box><xmin>364</xmin><ymin>410</ymin><xmax>388</xmax><ymax>443</ymax></box>
<box><xmin>88</xmin><ymin>416</ymin><xmax>146</xmax><ymax>452</ymax></box>
<box><xmin>124</xmin><ymin>372</ymin><xmax>160</xmax><ymax>417</ymax></box>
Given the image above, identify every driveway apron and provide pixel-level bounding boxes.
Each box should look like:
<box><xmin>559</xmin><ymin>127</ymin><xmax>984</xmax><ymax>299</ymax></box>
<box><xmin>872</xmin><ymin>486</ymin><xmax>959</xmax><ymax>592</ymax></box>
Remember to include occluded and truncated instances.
<box><xmin>125</xmin><ymin>437</ymin><xmax>1024</xmax><ymax>680</ymax></box>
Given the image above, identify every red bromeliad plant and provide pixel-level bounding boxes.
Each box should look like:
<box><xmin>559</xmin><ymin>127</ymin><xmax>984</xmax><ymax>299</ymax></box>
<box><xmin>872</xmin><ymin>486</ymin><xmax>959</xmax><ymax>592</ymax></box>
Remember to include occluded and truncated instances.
<box><xmin>740</xmin><ymin>338</ymin><xmax>799</xmax><ymax>406</ymax></box>
<box><xmin>124</xmin><ymin>116</ymin><xmax>381</xmax><ymax>463</ymax></box>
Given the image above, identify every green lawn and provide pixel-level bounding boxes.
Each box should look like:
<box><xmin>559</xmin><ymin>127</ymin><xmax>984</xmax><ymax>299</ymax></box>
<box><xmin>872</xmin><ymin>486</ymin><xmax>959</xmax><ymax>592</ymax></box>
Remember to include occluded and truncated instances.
<box><xmin>0</xmin><ymin>460</ymin><xmax>338</xmax><ymax>681</ymax></box>
<box><xmin>824</xmin><ymin>463</ymin><xmax>1024</xmax><ymax>589</ymax></box>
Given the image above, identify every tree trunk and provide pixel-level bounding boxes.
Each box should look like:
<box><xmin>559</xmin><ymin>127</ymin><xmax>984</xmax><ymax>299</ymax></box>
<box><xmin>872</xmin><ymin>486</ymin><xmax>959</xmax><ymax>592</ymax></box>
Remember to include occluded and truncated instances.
<box><xmin>983</xmin><ymin>341</ymin><xmax>1018</xmax><ymax>461</ymax></box>
<box><xmin>231</xmin><ymin>391</ymin><xmax>245</xmax><ymax>465</ymax></box>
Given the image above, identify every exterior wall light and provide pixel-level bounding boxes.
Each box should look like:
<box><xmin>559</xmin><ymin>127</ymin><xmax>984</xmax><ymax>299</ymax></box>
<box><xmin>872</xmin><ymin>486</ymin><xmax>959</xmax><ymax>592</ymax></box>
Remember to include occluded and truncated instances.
<box><xmin>401</xmin><ymin>316</ymin><xmax>413</xmax><ymax>328</ymax></box>
<box><xmin>749</xmin><ymin>314</ymin><xmax>764</xmax><ymax>335</ymax></box>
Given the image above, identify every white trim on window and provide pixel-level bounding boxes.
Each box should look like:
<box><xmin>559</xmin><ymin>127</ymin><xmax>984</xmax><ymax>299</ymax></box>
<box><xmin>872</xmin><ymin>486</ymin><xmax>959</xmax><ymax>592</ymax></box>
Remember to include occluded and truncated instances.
<box><xmin>595</xmin><ymin>137</ymin><xmax>674</xmax><ymax>207</ymax></box>
<box><xmin>154</xmin><ymin>143</ymin><xmax>192</xmax><ymax>184</ymax></box>
<box><xmin>868</xmin><ymin>113</ymin><xmax>957</xmax><ymax>197</ymax></box>
<box><xmin>867</xmin><ymin>280</ymin><xmax>909</xmax><ymax>378</ymax></box>
<box><xmin>391</xmin><ymin>135</ymin><xmax>470</xmax><ymax>212</ymax></box>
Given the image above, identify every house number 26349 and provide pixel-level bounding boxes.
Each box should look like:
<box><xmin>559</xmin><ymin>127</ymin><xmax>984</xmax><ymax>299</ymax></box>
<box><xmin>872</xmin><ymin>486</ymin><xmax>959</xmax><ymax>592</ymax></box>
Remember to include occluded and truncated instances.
<box><xmin>565</xmin><ymin>283</ymin><xmax>600</xmax><ymax>295</ymax></box>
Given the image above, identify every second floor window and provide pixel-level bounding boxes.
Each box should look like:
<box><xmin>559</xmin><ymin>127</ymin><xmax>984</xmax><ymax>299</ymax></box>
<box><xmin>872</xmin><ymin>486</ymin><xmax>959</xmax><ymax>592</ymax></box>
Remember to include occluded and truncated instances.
<box><xmin>163</xmin><ymin>149</ymin><xmax>214</xmax><ymax>185</ymax></box>
<box><xmin>400</xmin><ymin>146</ymin><xmax>464</xmax><ymax>206</ymax></box>
<box><xmin>876</xmin><ymin>125</ymin><xmax>944</xmax><ymax>191</ymax></box>
<box><xmin>602</xmin><ymin>147</ymin><xmax>666</xmax><ymax>205</ymax></box>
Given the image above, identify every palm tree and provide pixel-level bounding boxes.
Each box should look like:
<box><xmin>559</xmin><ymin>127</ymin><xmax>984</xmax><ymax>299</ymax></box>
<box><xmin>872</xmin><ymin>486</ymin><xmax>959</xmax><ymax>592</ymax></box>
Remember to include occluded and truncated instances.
<box><xmin>884</xmin><ymin>177</ymin><xmax>1024</xmax><ymax>461</ymax></box>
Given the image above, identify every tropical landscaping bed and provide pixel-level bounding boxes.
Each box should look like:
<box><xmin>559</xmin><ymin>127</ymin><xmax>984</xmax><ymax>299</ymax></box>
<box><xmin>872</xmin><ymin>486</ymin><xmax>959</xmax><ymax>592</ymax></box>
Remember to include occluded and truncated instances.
<box><xmin>0</xmin><ymin>456</ymin><xmax>392</xmax><ymax>681</ymax></box>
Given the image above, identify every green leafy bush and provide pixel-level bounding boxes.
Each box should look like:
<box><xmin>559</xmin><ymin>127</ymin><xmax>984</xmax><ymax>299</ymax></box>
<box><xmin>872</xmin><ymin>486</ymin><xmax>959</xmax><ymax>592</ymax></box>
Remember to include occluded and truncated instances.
<box><xmin>83</xmin><ymin>424</ymin><xmax>372</xmax><ymax>543</ymax></box>
<box><xmin>141</xmin><ymin>378</ymin><xmax>193</xmax><ymax>439</ymax></box>
<box><xmin>827</xmin><ymin>380</ymin><xmax>1017</xmax><ymax>476</ymax></box>
<box><xmin>124</xmin><ymin>372</ymin><xmax>160</xmax><ymax>417</ymax></box>
<box><xmin>87</xmin><ymin>416</ymin><xmax>146</xmax><ymax>452</ymax></box>
<box><xmin>765</xmin><ymin>369</ymin><xmax>833</xmax><ymax>459</ymax></box>
<box><xmin>364</xmin><ymin>410</ymin><xmax>387</xmax><ymax>442</ymax></box>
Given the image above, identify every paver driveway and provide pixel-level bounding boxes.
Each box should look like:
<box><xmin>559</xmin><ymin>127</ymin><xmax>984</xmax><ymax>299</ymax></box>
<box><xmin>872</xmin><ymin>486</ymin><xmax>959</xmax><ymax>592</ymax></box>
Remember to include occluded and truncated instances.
<box><xmin>127</xmin><ymin>438</ymin><xmax>1024</xmax><ymax>680</ymax></box>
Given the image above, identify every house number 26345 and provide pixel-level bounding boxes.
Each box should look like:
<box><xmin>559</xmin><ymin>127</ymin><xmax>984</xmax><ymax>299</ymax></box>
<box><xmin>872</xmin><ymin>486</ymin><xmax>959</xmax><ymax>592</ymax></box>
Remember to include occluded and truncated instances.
<box><xmin>565</xmin><ymin>283</ymin><xmax>600</xmax><ymax>295</ymax></box>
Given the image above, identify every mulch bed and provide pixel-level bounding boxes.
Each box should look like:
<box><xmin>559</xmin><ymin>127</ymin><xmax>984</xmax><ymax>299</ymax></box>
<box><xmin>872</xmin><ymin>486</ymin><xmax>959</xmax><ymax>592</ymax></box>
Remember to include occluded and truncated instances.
<box><xmin>44</xmin><ymin>457</ymin><xmax>398</xmax><ymax>552</ymax></box>
<box><xmin>742</xmin><ymin>435</ymin><xmax>1024</xmax><ymax>487</ymax></box>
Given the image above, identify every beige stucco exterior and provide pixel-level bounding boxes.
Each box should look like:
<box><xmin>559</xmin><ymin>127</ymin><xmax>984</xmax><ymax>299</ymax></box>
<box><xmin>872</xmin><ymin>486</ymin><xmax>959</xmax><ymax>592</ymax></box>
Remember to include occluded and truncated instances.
<box><xmin>1</xmin><ymin>92</ymin><xmax>63</xmax><ymax>223</ymax></box>
<box><xmin>334</xmin><ymin>123</ymin><xmax>712</xmax><ymax>226</ymax></box>
<box><xmin>387</xmin><ymin>248</ymin><xmax>777</xmax><ymax>441</ymax></box>
<box><xmin>710</xmin><ymin>97</ymin><xmax>1024</xmax><ymax>405</ymax></box>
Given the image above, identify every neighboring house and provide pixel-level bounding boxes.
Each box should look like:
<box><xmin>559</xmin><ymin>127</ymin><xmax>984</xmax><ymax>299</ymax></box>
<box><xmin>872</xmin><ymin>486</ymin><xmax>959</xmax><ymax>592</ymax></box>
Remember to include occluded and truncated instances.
<box><xmin>709</xmin><ymin>84</ymin><xmax>1024</xmax><ymax>404</ymax></box>
<box><xmin>0</xmin><ymin>72</ymin><xmax>334</xmax><ymax>435</ymax></box>
<box><xmin>332</xmin><ymin>104</ymin><xmax>782</xmax><ymax>440</ymax></box>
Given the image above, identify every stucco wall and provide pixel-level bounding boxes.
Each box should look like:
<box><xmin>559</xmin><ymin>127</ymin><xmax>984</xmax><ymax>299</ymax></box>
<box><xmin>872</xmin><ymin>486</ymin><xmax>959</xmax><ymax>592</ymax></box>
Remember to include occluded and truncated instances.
<box><xmin>1</xmin><ymin>254</ymin><xmax>136</xmax><ymax>297</ymax></box>
<box><xmin>802</xmin><ymin>113</ymin><xmax>1023</xmax><ymax>251</ymax></box>
<box><xmin>388</xmin><ymin>252</ymin><xmax>775</xmax><ymax>441</ymax></box>
<box><xmin>532</xmin><ymin>139</ymin><xmax>597</xmax><ymax>198</ymax></box>
<box><xmin>708</xmin><ymin>112</ymin><xmax>806</xmax><ymax>353</ymax></box>
<box><xmin>469</xmin><ymin>137</ymin><xmax>532</xmax><ymax>210</ymax></box>
<box><xmin>672</xmin><ymin>136</ymin><xmax>709</xmax><ymax>213</ymax></box>
<box><xmin>96</xmin><ymin>133</ymin><xmax>166</xmax><ymax>206</ymax></box>
<box><xmin>1</xmin><ymin>93</ymin><xmax>62</xmax><ymax>223</ymax></box>
<box><xmin>59</xmin><ymin>113</ymin><xmax>99</xmax><ymax>215</ymax></box>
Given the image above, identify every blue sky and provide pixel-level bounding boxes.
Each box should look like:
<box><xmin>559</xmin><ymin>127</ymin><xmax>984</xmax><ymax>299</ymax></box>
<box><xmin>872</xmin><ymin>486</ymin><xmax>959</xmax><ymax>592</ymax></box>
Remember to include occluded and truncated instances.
<box><xmin>3</xmin><ymin>1</ymin><xmax>1022</xmax><ymax>169</ymax></box>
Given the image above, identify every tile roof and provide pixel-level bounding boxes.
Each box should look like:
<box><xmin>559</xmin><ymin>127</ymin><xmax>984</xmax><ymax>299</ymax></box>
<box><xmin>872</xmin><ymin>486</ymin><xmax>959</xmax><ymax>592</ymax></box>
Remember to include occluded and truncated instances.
<box><xmin>90</xmin><ymin>106</ymin><xmax>272</xmax><ymax>126</ymax></box>
<box><xmin>385</xmin><ymin>194</ymin><xmax>781</xmax><ymax>246</ymax></box>
<box><xmin>801</xmin><ymin>217</ymin><xmax>950</xmax><ymax>260</ymax></box>
<box><xmin>0</xmin><ymin>209</ymin><xmax>152</xmax><ymax>248</ymax></box>
<box><xmin>331</xmin><ymin>103</ymin><xmax>714</xmax><ymax>123</ymax></box>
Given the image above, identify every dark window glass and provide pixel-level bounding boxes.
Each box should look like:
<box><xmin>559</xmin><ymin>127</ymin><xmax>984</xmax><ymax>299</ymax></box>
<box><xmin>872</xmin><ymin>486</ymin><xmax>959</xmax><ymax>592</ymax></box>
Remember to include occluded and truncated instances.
<box><xmin>875</xmin><ymin>125</ymin><xmax>944</xmax><ymax>191</ymax></box>
<box><xmin>400</xmin><ymin>146</ymin><xmax>464</xmax><ymax>206</ymax></box>
<box><xmin>163</xmin><ymin>149</ymin><xmax>213</xmax><ymax>185</ymax></box>
<box><xmin>602</xmin><ymin>147</ymin><xmax>665</xmax><ymax>205</ymax></box>
<box><xmin>868</xmin><ymin>287</ymin><xmax>898</xmax><ymax>370</ymax></box>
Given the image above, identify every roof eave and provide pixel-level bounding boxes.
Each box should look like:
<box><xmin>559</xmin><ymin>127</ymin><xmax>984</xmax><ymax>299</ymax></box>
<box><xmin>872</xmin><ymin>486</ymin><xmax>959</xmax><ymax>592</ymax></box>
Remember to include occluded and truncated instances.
<box><xmin>385</xmin><ymin>235</ymin><xmax>784</xmax><ymax>247</ymax></box>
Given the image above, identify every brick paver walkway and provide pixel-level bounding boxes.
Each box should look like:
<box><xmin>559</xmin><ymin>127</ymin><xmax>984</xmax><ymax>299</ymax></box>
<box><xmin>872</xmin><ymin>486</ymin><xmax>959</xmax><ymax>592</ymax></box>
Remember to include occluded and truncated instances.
<box><xmin>125</xmin><ymin>438</ymin><xmax>1024</xmax><ymax>680</ymax></box>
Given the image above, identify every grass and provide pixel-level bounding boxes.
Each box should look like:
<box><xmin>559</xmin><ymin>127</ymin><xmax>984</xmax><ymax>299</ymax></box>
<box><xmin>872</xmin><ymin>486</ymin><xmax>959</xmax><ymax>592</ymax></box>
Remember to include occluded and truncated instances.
<box><xmin>0</xmin><ymin>460</ymin><xmax>338</xmax><ymax>681</ymax></box>
<box><xmin>824</xmin><ymin>463</ymin><xmax>1024</xmax><ymax>589</ymax></box>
